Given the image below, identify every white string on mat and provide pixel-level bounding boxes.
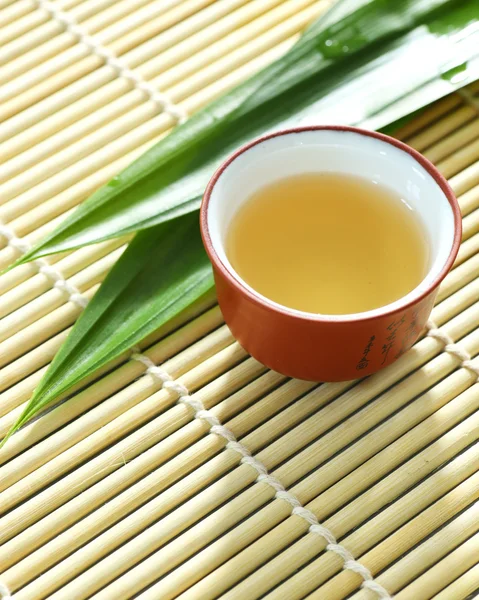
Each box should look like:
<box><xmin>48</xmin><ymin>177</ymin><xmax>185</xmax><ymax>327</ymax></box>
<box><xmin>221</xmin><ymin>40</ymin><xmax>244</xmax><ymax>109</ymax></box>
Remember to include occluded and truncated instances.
<box><xmin>36</xmin><ymin>0</ymin><xmax>189</xmax><ymax>124</ymax></box>
<box><xmin>426</xmin><ymin>319</ymin><xmax>479</xmax><ymax>382</ymax></box>
<box><xmin>130</xmin><ymin>354</ymin><xmax>392</xmax><ymax>599</ymax></box>
<box><xmin>0</xmin><ymin>221</ymin><xmax>88</xmax><ymax>308</ymax></box>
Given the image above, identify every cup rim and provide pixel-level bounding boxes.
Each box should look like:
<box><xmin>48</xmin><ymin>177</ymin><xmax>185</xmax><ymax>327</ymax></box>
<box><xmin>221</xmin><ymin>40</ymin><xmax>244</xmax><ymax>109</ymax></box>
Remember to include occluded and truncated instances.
<box><xmin>200</xmin><ymin>125</ymin><xmax>462</xmax><ymax>324</ymax></box>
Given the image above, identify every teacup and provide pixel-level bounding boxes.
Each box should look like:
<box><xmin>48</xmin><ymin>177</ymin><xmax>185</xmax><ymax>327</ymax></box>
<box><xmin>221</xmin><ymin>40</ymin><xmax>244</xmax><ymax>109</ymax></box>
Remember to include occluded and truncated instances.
<box><xmin>200</xmin><ymin>126</ymin><xmax>461</xmax><ymax>381</ymax></box>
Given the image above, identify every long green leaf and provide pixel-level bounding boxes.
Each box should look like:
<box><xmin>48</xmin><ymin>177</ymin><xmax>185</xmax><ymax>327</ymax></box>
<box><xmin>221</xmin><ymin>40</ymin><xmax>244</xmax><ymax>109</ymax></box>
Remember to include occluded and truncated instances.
<box><xmin>15</xmin><ymin>0</ymin><xmax>477</xmax><ymax>263</ymax></box>
<box><xmin>1</xmin><ymin>212</ymin><xmax>213</xmax><ymax>444</ymax></box>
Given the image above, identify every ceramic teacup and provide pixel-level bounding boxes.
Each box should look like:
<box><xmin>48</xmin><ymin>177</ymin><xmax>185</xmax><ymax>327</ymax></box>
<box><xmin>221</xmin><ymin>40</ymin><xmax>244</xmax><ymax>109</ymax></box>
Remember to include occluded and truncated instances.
<box><xmin>200</xmin><ymin>126</ymin><xmax>461</xmax><ymax>381</ymax></box>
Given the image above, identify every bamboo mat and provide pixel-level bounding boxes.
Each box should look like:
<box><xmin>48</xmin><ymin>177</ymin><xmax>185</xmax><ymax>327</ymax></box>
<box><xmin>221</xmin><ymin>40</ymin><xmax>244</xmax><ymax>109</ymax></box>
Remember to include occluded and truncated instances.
<box><xmin>0</xmin><ymin>1</ymin><xmax>478</xmax><ymax>599</ymax></box>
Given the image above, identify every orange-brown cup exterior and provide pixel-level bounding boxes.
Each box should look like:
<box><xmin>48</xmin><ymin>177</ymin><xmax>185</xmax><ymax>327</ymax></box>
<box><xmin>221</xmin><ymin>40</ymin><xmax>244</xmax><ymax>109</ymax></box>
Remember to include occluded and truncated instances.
<box><xmin>214</xmin><ymin>267</ymin><xmax>436</xmax><ymax>381</ymax></box>
<box><xmin>201</xmin><ymin>126</ymin><xmax>462</xmax><ymax>382</ymax></box>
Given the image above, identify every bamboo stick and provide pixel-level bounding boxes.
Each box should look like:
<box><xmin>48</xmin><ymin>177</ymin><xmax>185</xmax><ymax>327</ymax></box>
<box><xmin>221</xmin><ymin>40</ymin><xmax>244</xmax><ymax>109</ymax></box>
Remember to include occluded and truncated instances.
<box><xmin>350</xmin><ymin>500</ymin><xmax>479</xmax><ymax>599</ymax></box>
<box><xmin>0</xmin><ymin>284</ymin><xmax>97</xmax><ymax>371</ymax></box>
<box><xmin>395</xmin><ymin>93</ymin><xmax>464</xmax><ymax>141</ymax></box>
<box><xmin>164</xmin><ymin>5</ymin><xmax>320</xmax><ymax>103</ymax></box>
<box><xmin>0</xmin><ymin>30</ymin><xmax>302</xmax><ymax>222</ymax></box>
<box><xmin>431</xmin><ymin>275</ymin><xmax>479</xmax><ymax>325</ymax></box>
<box><xmin>188</xmin><ymin>447</ymin><xmax>479</xmax><ymax>600</ymax></box>
<box><xmin>0</xmin><ymin>2</ymin><xmax>321</xmax><ymax>199</ymax></box>
<box><xmin>0</xmin><ymin>0</ymin><xmax>317</xmax><ymax>180</ymax></box>
<box><xmin>0</xmin><ymin>0</ymin><xmax>24</xmax><ymax>10</ymax></box>
<box><xmin>455</xmin><ymin>231</ymin><xmax>479</xmax><ymax>266</ymax></box>
<box><xmin>450</xmin><ymin>159</ymin><xmax>479</xmax><ymax>197</ymax></box>
<box><xmin>0</xmin><ymin>0</ymin><xmax>290</xmax><ymax>162</ymax></box>
<box><xmin>140</xmin><ymin>0</ymin><xmax>321</xmax><ymax>84</ymax></box>
<box><xmin>0</xmin><ymin>228</ymin><xmax>72</xmax><ymax>287</ymax></box>
<box><xmin>0</xmin><ymin>336</ymin><xmax>66</xmax><ymax>414</ymax></box>
<box><xmin>0</xmin><ymin>247</ymin><xmax>123</xmax><ymax>345</ymax></box>
<box><xmin>79</xmin><ymin>367</ymin><xmax>479</xmax><ymax>600</ymax></box>
<box><xmin>406</xmin><ymin>105</ymin><xmax>478</xmax><ymax>153</ymax></box>
<box><xmin>424</xmin><ymin>118</ymin><xmax>479</xmax><ymax>165</ymax></box>
<box><xmin>437</xmin><ymin>137</ymin><xmax>479</xmax><ymax>179</ymax></box>
<box><xmin>0</xmin><ymin>249</ymin><xmax>63</xmax><ymax>289</ymax></box>
<box><xmin>459</xmin><ymin>182</ymin><xmax>479</xmax><ymax>216</ymax></box>
<box><xmin>97</xmin><ymin>0</ymin><xmax>218</xmax><ymax>59</ymax></box>
<box><xmin>0</xmin><ymin>0</ymin><xmax>215</xmax><ymax>98</ymax></box>
<box><xmin>153</xmin><ymin>358</ymin><xmax>479</xmax><ymax>600</ymax></box>
<box><xmin>0</xmin><ymin>0</ymin><xmax>257</xmax><ymax>145</ymax></box>
<box><xmin>432</xmin><ymin>562</ymin><xmax>479</xmax><ymax>600</ymax></box>
<box><xmin>0</xmin><ymin>0</ymin><xmax>36</xmax><ymax>28</ymax></box>
<box><xmin>74</xmin><ymin>0</ymin><xmax>179</xmax><ymax>38</ymax></box>
<box><xmin>7</xmin><ymin>148</ymin><xmax>151</xmax><ymax>238</ymax></box>
<box><xmin>460</xmin><ymin>187</ymin><xmax>479</xmax><ymax>224</ymax></box>
<box><xmin>0</xmin><ymin>304</ymin><xmax>222</xmax><ymax>455</ymax></box>
<box><xmin>0</xmin><ymin>201</ymin><xmax>76</xmax><ymax>251</ymax></box>
<box><xmin>0</xmin><ymin>0</ymin><xmax>81</xmax><ymax>51</ymax></box>
<box><xmin>436</xmin><ymin>252</ymin><xmax>479</xmax><ymax>302</ymax></box>
<box><xmin>0</xmin><ymin>0</ymin><xmax>130</xmax><ymax>64</ymax></box>
<box><xmin>394</xmin><ymin>532</ymin><xmax>479</xmax><ymax>600</ymax></box>
<box><xmin>0</xmin><ymin>370</ymin><xmax>47</xmax><ymax>426</ymax></box>
<box><xmin>0</xmin><ymin>0</ymin><xmax>186</xmax><ymax>110</ymax></box>
<box><xmin>462</xmin><ymin>206</ymin><xmax>479</xmax><ymax>240</ymax></box>
<box><xmin>0</xmin><ymin>120</ymin><xmax>170</xmax><ymax>219</ymax></box>
<box><xmin>0</xmin><ymin>220</ymin><xmax>77</xmax><ymax>278</ymax></box>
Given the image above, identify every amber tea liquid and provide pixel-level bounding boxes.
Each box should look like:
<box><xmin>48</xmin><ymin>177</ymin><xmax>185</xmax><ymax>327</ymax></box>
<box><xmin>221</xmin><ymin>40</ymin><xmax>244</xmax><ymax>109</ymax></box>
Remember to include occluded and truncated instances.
<box><xmin>227</xmin><ymin>173</ymin><xmax>429</xmax><ymax>315</ymax></box>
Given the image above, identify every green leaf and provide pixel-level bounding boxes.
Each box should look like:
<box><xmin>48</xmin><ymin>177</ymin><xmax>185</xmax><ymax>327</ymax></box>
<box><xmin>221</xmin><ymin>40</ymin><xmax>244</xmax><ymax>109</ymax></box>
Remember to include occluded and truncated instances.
<box><xmin>1</xmin><ymin>212</ymin><xmax>213</xmax><ymax>444</ymax></box>
<box><xmin>15</xmin><ymin>0</ymin><xmax>477</xmax><ymax>263</ymax></box>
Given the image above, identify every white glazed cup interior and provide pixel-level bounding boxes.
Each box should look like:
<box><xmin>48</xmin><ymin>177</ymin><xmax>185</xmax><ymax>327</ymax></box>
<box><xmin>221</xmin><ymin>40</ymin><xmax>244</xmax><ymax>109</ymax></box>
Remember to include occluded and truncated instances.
<box><xmin>206</xmin><ymin>128</ymin><xmax>457</xmax><ymax>319</ymax></box>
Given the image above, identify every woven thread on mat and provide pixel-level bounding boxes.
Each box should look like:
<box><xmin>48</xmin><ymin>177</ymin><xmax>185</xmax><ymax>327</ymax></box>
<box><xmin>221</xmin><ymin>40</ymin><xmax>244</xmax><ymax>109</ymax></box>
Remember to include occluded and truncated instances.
<box><xmin>0</xmin><ymin>221</ymin><xmax>88</xmax><ymax>308</ymax></box>
<box><xmin>426</xmin><ymin>320</ymin><xmax>479</xmax><ymax>381</ymax></box>
<box><xmin>37</xmin><ymin>0</ymin><xmax>188</xmax><ymax>124</ymax></box>
<box><xmin>130</xmin><ymin>356</ymin><xmax>392</xmax><ymax>600</ymax></box>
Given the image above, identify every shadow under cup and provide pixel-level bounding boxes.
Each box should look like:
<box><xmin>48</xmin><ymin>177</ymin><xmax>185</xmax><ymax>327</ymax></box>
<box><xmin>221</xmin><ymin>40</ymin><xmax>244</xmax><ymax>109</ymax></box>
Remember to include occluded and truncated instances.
<box><xmin>200</xmin><ymin>126</ymin><xmax>462</xmax><ymax>382</ymax></box>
